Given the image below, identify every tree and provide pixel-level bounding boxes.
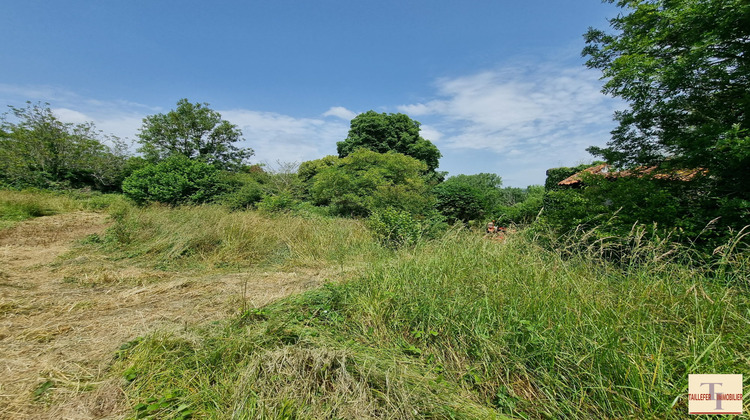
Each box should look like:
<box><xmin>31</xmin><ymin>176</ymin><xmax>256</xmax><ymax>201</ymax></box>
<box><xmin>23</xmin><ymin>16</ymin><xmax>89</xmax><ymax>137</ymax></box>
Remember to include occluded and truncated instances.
<box><xmin>298</xmin><ymin>155</ymin><xmax>340</xmax><ymax>198</ymax></box>
<box><xmin>433</xmin><ymin>181</ymin><xmax>485</xmax><ymax>223</ymax></box>
<box><xmin>310</xmin><ymin>149</ymin><xmax>434</xmax><ymax>217</ymax></box>
<box><xmin>137</xmin><ymin>99</ymin><xmax>252</xmax><ymax>170</ymax></box>
<box><xmin>433</xmin><ymin>173</ymin><xmax>505</xmax><ymax>222</ymax></box>
<box><xmin>494</xmin><ymin>185</ymin><xmax>545</xmax><ymax>225</ymax></box>
<box><xmin>0</xmin><ymin>102</ymin><xmax>127</xmax><ymax>190</ymax></box>
<box><xmin>298</xmin><ymin>155</ymin><xmax>339</xmax><ymax>184</ymax></box>
<box><xmin>583</xmin><ymin>0</ymin><xmax>750</xmax><ymax>202</ymax></box>
<box><xmin>337</xmin><ymin>111</ymin><xmax>442</xmax><ymax>171</ymax></box>
<box><xmin>122</xmin><ymin>154</ymin><xmax>225</xmax><ymax>205</ymax></box>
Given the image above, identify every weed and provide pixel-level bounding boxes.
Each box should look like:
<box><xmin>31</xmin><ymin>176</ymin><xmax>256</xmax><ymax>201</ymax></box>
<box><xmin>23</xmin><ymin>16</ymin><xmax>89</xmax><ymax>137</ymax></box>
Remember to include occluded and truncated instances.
<box><xmin>33</xmin><ymin>380</ymin><xmax>54</xmax><ymax>401</ymax></box>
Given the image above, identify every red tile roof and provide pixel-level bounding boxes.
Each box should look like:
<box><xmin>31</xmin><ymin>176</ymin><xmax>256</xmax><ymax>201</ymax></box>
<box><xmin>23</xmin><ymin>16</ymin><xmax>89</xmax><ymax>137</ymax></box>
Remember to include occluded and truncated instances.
<box><xmin>558</xmin><ymin>164</ymin><xmax>706</xmax><ymax>186</ymax></box>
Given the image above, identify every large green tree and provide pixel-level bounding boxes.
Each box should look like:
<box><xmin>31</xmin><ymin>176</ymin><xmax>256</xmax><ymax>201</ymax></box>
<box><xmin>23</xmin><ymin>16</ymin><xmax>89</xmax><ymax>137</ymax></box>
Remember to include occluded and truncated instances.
<box><xmin>336</xmin><ymin>111</ymin><xmax>441</xmax><ymax>171</ymax></box>
<box><xmin>137</xmin><ymin>99</ymin><xmax>253</xmax><ymax>170</ymax></box>
<box><xmin>0</xmin><ymin>102</ymin><xmax>127</xmax><ymax>190</ymax></box>
<box><xmin>583</xmin><ymin>0</ymin><xmax>750</xmax><ymax>202</ymax></box>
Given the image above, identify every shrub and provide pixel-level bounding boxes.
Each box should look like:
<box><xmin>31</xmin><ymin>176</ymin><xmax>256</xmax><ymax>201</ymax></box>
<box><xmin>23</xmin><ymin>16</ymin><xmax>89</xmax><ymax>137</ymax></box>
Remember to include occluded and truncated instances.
<box><xmin>493</xmin><ymin>185</ymin><xmax>544</xmax><ymax>226</ymax></box>
<box><xmin>217</xmin><ymin>173</ymin><xmax>265</xmax><ymax>210</ymax></box>
<box><xmin>122</xmin><ymin>155</ymin><xmax>225</xmax><ymax>205</ymax></box>
<box><xmin>256</xmin><ymin>192</ymin><xmax>302</xmax><ymax>214</ymax></box>
<box><xmin>311</xmin><ymin>150</ymin><xmax>434</xmax><ymax>217</ymax></box>
<box><xmin>368</xmin><ymin>207</ymin><xmax>423</xmax><ymax>248</ymax></box>
<box><xmin>433</xmin><ymin>181</ymin><xmax>485</xmax><ymax>223</ymax></box>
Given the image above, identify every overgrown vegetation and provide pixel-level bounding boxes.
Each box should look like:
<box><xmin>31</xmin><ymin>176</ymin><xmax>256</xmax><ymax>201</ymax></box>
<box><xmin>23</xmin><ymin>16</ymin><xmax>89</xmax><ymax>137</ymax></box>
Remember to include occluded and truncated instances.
<box><xmin>121</xmin><ymin>154</ymin><xmax>227</xmax><ymax>205</ymax></box>
<box><xmin>0</xmin><ymin>189</ymin><xmax>122</xmax><ymax>229</ymax></box>
<box><xmin>99</xmin><ymin>201</ymin><xmax>383</xmax><ymax>271</ymax></box>
<box><xmin>0</xmin><ymin>102</ymin><xmax>128</xmax><ymax>191</ymax></box>
<box><xmin>2</xmin><ymin>1</ymin><xmax>749</xmax><ymax>417</ymax></box>
<box><xmin>109</xmin><ymin>212</ymin><xmax>749</xmax><ymax>418</ymax></box>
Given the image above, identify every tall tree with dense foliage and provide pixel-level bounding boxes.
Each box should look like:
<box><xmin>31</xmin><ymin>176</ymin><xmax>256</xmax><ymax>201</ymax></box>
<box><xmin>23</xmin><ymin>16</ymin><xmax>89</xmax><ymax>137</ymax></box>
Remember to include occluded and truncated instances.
<box><xmin>0</xmin><ymin>102</ymin><xmax>127</xmax><ymax>190</ymax></box>
<box><xmin>583</xmin><ymin>0</ymin><xmax>749</xmax><ymax>206</ymax></box>
<box><xmin>137</xmin><ymin>99</ymin><xmax>253</xmax><ymax>170</ymax></box>
<box><xmin>337</xmin><ymin>111</ymin><xmax>441</xmax><ymax>171</ymax></box>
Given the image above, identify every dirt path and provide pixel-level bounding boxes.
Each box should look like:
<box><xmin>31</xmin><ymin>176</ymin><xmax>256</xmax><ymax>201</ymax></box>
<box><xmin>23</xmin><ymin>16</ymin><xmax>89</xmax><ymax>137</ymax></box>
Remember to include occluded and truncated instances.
<box><xmin>0</xmin><ymin>212</ymin><xmax>323</xmax><ymax>419</ymax></box>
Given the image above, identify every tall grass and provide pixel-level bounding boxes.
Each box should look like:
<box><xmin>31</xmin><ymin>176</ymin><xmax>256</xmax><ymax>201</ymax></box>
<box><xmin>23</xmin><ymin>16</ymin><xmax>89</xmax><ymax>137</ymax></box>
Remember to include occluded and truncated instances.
<box><xmin>113</xmin><ymin>224</ymin><xmax>750</xmax><ymax>418</ymax></box>
<box><xmin>337</xmin><ymin>229</ymin><xmax>749</xmax><ymax>417</ymax></box>
<box><xmin>0</xmin><ymin>189</ymin><xmax>123</xmax><ymax>229</ymax></box>
<box><xmin>103</xmin><ymin>202</ymin><xmax>385</xmax><ymax>270</ymax></box>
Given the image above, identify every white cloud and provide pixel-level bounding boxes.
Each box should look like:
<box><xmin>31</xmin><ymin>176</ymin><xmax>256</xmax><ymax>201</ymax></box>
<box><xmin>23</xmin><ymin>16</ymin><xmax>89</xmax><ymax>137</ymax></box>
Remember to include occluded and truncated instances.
<box><xmin>51</xmin><ymin>108</ymin><xmax>90</xmax><ymax>124</ymax></box>
<box><xmin>1</xmin><ymin>84</ymin><xmax>349</xmax><ymax>163</ymax></box>
<box><xmin>396</xmin><ymin>61</ymin><xmax>622</xmax><ymax>185</ymax></box>
<box><xmin>219</xmin><ymin>109</ymin><xmax>348</xmax><ymax>164</ymax></box>
<box><xmin>322</xmin><ymin>106</ymin><xmax>357</xmax><ymax>121</ymax></box>
<box><xmin>0</xmin><ymin>83</ymin><xmax>78</xmax><ymax>102</ymax></box>
<box><xmin>419</xmin><ymin>124</ymin><xmax>443</xmax><ymax>143</ymax></box>
<box><xmin>398</xmin><ymin>64</ymin><xmax>618</xmax><ymax>154</ymax></box>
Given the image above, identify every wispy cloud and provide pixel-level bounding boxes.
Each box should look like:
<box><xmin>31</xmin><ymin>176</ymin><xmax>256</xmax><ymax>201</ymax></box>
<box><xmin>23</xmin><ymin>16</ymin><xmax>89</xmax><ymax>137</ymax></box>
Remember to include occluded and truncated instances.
<box><xmin>0</xmin><ymin>83</ymin><xmax>79</xmax><ymax>103</ymax></box>
<box><xmin>399</xmin><ymin>63</ymin><xmax>618</xmax><ymax>153</ymax></box>
<box><xmin>397</xmin><ymin>61</ymin><xmax>621</xmax><ymax>185</ymax></box>
<box><xmin>322</xmin><ymin>106</ymin><xmax>357</xmax><ymax>121</ymax></box>
<box><xmin>219</xmin><ymin>110</ymin><xmax>347</xmax><ymax>164</ymax></box>
<box><xmin>0</xmin><ymin>84</ymin><xmax>349</xmax><ymax>164</ymax></box>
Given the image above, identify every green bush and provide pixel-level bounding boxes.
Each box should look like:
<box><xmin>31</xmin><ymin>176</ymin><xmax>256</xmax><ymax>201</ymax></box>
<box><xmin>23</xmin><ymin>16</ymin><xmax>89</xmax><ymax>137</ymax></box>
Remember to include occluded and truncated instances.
<box><xmin>368</xmin><ymin>207</ymin><xmax>423</xmax><ymax>248</ymax></box>
<box><xmin>493</xmin><ymin>185</ymin><xmax>544</xmax><ymax>226</ymax></box>
<box><xmin>434</xmin><ymin>181</ymin><xmax>485</xmax><ymax>223</ymax></box>
<box><xmin>216</xmin><ymin>173</ymin><xmax>265</xmax><ymax>210</ymax></box>
<box><xmin>221</xmin><ymin>182</ymin><xmax>264</xmax><ymax>210</ymax></box>
<box><xmin>256</xmin><ymin>192</ymin><xmax>302</xmax><ymax>214</ymax></box>
<box><xmin>311</xmin><ymin>150</ymin><xmax>434</xmax><ymax>217</ymax></box>
<box><xmin>121</xmin><ymin>155</ymin><xmax>225</xmax><ymax>205</ymax></box>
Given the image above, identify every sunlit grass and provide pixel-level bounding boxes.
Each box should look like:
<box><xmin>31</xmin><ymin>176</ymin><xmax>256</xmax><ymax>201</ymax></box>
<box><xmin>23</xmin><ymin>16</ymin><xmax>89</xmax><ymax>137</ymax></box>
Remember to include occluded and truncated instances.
<box><xmin>101</xmin><ymin>201</ymin><xmax>385</xmax><ymax>271</ymax></box>
<box><xmin>0</xmin><ymin>189</ymin><xmax>123</xmax><ymax>229</ymax></box>
<box><xmin>112</xmin><ymin>219</ymin><xmax>750</xmax><ymax>418</ymax></box>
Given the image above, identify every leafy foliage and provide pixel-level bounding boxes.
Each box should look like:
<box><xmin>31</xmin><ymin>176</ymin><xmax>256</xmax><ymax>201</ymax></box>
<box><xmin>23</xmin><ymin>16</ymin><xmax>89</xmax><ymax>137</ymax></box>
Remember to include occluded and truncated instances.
<box><xmin>540</xmin><ymin>171</ymin><xmax>730</xmax><ymax>251</ymax></box>
<box><xmin>544</xmin><ymin>163</ymin><xmax>602</xmax><ymax>191</ymax></box>
<box><xmin>137</xmin><ymin>99</ymin><xmax>252</xmax><ymax>170</ymax></box>
<box><xmin>216</xmin><ymin>173</ymin><xmax>265</xmax><ymax>210</ymax></box>
<box><xmin>434</xmin><ymin>173</ymin><xmax>507</xmax><ymax>222</ymax></box>
<box><xmin>0</xmin><ymin>102</ymin><xmax>127</xmax><ymax>190</ymax></box>
<box><xmin>298</xmin><ymin>155</ymin><xmax>339</xmax><ymax>184</ymax></box>
<box><xmin>433</xmin><ymin>181</ymin><xmax>485</xmax><ymax>223</ymax></box>
<box><xmin>298</xmin><ymin>155</ymin><xmax>339</xmax><ymax>198</ymax></box>
<box><xmin>311</xmin><ymin>150</ymin><xmax>434</xmax><ymax>217</ymax></box>
<box><xmin>122</xmin><ymin>154</ymin><xmax>225</xmax><ymax>205</ymax></box>
<box><xmin>493</xmin><ymin>185</ymin><xmax>545</xmax><ymax>226</ymax></box>
<box><xmin>256</xmin><ymin>191</ymin><xmax>304</xmax><ymax>213</ymax></box>
<box><xmin>368</xmin><ymin>207</ymin><xmax>424</xmax><ymax>248</ymax></box>
<box><xmin>337</xmin><ymin>111</ymin><xmax>441</xmax><ymax>171</ymax></box>
<box><xmin>583</xmin><ymin>0</ymin><xmax>749</xmax><ymax>215</ymax></box>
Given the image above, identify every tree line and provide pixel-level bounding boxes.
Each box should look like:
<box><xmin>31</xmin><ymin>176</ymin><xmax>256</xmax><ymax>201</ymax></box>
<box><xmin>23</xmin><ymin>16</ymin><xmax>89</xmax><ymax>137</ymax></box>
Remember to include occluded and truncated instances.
<box><xmin>1</xmin><ymin>0</ymin><xmax>747</xmax><ymax>254</ymax></box>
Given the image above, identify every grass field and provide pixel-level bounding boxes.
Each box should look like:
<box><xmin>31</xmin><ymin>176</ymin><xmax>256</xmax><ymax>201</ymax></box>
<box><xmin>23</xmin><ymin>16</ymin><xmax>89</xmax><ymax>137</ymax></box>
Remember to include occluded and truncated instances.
<box><xmin>104</xmin><ymin>202</ymin><xmax>749</xmax><ymax>418</ymax></box>
<box><xmin>1</xmin><ymin>191</ymin><xmax>748</xmax><ymax>418</ymax></box>
<box><xmin>0</xmin><ymin>189</ymin><xmax>123</xmax><ymax>230</ymax></box>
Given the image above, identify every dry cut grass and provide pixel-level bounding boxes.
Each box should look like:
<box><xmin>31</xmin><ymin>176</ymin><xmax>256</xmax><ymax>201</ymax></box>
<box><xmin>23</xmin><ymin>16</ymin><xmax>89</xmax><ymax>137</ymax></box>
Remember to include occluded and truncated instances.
<box><xmin>0</xmin><ymin>202</ymin><xmax>364</xmax><ymax>419</ymax></box>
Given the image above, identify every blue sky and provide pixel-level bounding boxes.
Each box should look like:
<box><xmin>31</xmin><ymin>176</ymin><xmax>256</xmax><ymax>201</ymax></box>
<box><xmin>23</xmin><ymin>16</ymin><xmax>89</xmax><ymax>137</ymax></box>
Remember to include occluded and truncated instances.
<box><xmin>1</xmin><ymin>0</ymin><xmax>622</xmax><ymax>187</ymax></box>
